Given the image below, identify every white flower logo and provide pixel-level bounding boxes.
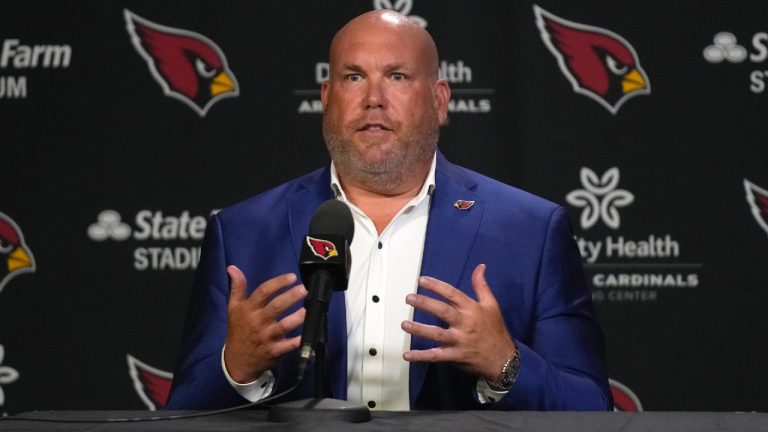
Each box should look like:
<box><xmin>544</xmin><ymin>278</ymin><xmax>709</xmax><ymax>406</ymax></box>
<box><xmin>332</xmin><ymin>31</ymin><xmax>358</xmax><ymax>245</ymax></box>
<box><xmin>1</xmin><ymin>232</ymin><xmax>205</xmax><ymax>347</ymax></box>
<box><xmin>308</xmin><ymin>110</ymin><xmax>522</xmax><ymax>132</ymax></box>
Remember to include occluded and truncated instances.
<box><xmin>566</xmin><ymin>167</ymin><xmax>634</xmax><ymax>230</ymax></box>
<box><xmin>0</xmin><ymin>345</ymin><xmax>20</xmax><ymax>406</ymax></box>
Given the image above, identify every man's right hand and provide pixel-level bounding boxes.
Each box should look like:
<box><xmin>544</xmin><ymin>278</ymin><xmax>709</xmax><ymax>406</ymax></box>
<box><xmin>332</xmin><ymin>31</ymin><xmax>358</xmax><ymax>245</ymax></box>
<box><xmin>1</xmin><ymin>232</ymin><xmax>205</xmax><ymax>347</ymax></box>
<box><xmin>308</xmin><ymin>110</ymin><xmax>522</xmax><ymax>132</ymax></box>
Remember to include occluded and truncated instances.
<box><xmin>223</xmin><ymin>265</ymin><xmax>307</xmax><ymax>383</ymax></box>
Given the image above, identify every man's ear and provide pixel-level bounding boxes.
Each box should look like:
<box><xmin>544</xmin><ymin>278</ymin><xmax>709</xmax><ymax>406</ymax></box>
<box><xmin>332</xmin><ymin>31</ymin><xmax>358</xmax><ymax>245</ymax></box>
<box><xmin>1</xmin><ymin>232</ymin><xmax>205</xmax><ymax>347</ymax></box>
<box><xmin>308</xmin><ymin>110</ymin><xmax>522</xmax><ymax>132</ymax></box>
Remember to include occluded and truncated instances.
<box><xmin>320</xmin><ymin>80</ymin><xmax>330</xmax><ymax>111</ymax></box>
<box><xmin>434</xmin><ymin>79</ymin><xmax>451</xmax><ymax>125</ymax></box>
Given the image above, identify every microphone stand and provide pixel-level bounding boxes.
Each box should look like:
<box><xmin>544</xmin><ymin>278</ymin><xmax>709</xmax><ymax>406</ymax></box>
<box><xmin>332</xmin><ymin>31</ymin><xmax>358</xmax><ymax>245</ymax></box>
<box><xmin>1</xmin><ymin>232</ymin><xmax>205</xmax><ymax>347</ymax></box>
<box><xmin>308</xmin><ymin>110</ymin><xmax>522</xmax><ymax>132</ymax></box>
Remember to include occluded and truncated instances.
<box><xmin>267</xmin><ymin>300</ymin><xmax>371</xmax><ymax>423</ymax></box>
<box><xmin>315</xmin><ymin>314</ymin><xmax>330</xmax><ymax>398</ymax></box>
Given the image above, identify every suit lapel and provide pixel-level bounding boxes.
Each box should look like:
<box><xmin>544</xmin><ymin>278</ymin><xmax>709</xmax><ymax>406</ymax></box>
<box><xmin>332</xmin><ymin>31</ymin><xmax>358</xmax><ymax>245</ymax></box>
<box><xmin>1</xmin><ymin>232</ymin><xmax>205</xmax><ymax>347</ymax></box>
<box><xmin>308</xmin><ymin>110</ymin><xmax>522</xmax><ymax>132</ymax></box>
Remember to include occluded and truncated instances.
<box><xmin>287</xmin><ymin>168</ymin><xmax>348</xmax><ymax>399</ymax></box>
<box><xmin>409</xmin><ymin>154</ymin><xmax>484</xmax><ymax>406</ymax></box>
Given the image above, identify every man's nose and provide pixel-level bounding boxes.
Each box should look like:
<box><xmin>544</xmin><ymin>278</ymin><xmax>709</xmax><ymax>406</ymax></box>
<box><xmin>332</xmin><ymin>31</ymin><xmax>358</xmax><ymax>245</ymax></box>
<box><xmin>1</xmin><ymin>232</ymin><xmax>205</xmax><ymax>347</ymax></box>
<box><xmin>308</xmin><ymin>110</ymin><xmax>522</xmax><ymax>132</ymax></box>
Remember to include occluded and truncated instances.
<box><xmin>365</xmin><ymin>78</ymin><xmax>386</xmax><ymax>109</ymax></box>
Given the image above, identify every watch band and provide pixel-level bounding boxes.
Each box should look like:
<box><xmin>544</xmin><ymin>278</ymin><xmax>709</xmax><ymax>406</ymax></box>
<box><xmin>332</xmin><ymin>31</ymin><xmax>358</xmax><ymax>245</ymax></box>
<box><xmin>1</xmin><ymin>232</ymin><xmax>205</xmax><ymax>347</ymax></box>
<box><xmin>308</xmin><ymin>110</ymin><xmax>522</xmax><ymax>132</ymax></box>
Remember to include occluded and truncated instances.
<box><xmin>488</xmin><ymin>349</ymin><xmax>521</xmax><ymax>391</ymax></box>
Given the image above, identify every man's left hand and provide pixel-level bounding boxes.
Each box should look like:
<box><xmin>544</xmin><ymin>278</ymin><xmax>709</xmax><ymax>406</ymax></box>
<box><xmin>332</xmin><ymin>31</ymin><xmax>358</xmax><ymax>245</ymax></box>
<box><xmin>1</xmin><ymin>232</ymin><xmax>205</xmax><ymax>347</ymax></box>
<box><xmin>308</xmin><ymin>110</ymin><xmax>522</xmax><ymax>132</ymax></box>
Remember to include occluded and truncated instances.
<box><xmin>402</xmin><ymin>263</ymin><xmax>516</xmax><ymax>383</ymax></box>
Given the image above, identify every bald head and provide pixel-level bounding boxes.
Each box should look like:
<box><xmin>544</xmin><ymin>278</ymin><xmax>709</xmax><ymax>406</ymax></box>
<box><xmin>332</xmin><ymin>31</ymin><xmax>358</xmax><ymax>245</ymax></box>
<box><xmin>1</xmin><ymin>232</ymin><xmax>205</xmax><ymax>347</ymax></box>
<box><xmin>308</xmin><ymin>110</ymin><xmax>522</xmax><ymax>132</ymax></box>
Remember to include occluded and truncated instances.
<box><xmin>329</xmin><ymin>10</ymin><xmax>440</xmax><ymax>81</ymax></box>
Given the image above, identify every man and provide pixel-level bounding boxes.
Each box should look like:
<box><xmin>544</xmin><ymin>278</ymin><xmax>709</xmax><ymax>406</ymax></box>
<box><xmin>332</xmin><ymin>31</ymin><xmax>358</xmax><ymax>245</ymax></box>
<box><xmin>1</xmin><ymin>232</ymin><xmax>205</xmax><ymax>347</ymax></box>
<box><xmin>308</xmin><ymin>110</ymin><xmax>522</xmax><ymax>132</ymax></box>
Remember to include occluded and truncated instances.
<box><xmin>166</xmin><ymin>10</ymin><xmax>611</xmax><ymax>411</ymax></box>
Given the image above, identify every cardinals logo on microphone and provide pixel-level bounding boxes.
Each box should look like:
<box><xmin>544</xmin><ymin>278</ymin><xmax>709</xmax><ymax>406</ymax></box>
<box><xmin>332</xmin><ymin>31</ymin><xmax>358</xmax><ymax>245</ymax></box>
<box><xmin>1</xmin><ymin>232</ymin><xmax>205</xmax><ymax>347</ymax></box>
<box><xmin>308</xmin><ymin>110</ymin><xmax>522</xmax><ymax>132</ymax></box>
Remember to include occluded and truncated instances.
<box><xmin>306</xmin><ymin>236</ymin><xmax>339</xmax><ymax>260</ymax></box>
<box><xmin>0</xmin><ymin>212</ymin><xmax>35</xmax><ymax>294</ymax></box>
<box><xmin>534</xmin><ymin>5</ymin><xmax>650</xmax><ymax>114</ymax></box>
<box><xmin>124</xmin><ymin>10</ymin><xmax>239</xmax><ymax>117</ymax></box>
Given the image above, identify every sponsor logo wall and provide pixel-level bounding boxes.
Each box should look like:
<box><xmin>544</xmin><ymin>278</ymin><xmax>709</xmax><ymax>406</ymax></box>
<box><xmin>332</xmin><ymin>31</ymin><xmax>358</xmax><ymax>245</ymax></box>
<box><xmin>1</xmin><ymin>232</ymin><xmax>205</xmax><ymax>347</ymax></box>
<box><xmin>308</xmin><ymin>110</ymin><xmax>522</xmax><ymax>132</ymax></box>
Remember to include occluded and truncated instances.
<box><xmin>87</xmin><ymin>209</ymin><xmax>215</xmax><ymax>271</ymax></box>
<box><xmin>703</xmin><ymin>31</ymin><xmax>768</xmax><ymax>94</ymax></box>
<box><xmin>3</xmin><ymin>0</ymin><xmax>768</xmax><ymax>414</ymax></box>
<box><xmin>0</xmin><ymin>38</ymin><xmax>71</xmax><ymax>99</ymax></box>
<box><xmin>566</xmin><ymin>167</ymin><xmax>701</xmax><ymax>304</ymax></box>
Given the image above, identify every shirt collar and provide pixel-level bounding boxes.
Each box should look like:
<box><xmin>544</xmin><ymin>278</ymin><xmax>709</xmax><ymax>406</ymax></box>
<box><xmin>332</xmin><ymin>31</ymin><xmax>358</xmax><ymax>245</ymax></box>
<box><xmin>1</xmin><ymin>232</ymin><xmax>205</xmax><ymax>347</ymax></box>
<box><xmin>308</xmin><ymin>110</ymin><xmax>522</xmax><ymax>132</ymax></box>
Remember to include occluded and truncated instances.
<box><xmin>330</xmin><ymin>153</ymin><xmax>437</xmax><ymax>205</ymax></box>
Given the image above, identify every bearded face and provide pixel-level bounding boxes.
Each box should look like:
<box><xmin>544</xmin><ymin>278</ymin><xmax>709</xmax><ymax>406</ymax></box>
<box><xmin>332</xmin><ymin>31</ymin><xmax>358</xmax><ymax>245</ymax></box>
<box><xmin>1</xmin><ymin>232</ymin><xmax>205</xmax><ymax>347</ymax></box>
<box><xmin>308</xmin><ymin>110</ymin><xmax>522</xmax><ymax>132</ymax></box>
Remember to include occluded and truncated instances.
<box><xmin>322</xmin><ymin>96</ymin><xmax>440</xmax><ymax>192</ymax></box>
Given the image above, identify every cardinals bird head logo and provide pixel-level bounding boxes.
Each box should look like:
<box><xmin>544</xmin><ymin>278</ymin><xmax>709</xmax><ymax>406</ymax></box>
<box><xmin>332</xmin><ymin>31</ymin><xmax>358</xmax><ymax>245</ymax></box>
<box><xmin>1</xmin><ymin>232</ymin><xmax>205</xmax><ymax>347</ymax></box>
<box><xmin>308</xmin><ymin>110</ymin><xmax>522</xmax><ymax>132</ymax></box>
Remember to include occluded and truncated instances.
<box><xmin>0</xmin><ymin>212</ymin><xmax>35</xmax><ymax>294</ymax></box>
<box><xmin>744</xmin><ymin>179</ymin><xmax>768</xmax><ymax>237</ymax></box>
<box><xmin>534</xmin><ymin>5</ymin><xmax>650</xmax><ymax>114</ymax></box>
<box><xmin>127</xmin><ymin>354</ymin><xmax>173</xmax><ymax>410</ymax></box>
<box><xmin>609</xmin><ymin>378</ymin><xmax>643</xmax><ymax>412</ymax></box>
<box><xmin>453</xmin><ymin>200</ymin><xmax>475</xmax><ymax>210</ymax></box>
<box><xmin>307</xmin><ymin>236</ymin><xmax>338</xmax><ymax>260</ymax></box>
<box><xmin>124</xmin><ymin>10</ymin><xmax>239</xmax><ymax>117</ymax></box>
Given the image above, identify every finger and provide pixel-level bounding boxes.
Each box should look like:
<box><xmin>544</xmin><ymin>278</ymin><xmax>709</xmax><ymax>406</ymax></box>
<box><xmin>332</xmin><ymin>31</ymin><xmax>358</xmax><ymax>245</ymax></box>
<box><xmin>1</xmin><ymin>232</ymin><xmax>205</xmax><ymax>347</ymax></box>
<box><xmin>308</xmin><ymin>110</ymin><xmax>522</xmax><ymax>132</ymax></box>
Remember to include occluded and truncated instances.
<box><xmin>264</xmin><ymin>284</ymin><xmax>308</xmax><ymax>318</ymax></box>
<box><xmin>470</xmin><ymin>264</ymin><xmax>497</xmax><ymax>305</ymax></box>
<box><xmin>247</xmin><ymin>273</ymin><xmax>298</xmax><ymax>309</ymax></box>
<box><xmin>227</xmin><ymin>265</ymin><xmax>247</xmax><ymax>307</ymax></box>
<box><xmin>401</xmin><ymin>320</ymin><xmax>455</xmax><ymax>345</ymax></box>
<box><xmin>418</xmin><ymin>275</ymin><xmax>471</xmax><ymax>308</ymax></box>
<box><xmin>270</xmin><ymin>335</ymin><xmax>302</xmax><ymax>358</ymax></box>
<box><xmin>405</xmin><ymin>293</ymin><xmax>460</xmax><ymax>325</ymax></box>
<box><xmin>403</xmin><ymin>347</ymin><xmax>451</xmax><ymax>363</ymax></box>
<box><xmin>277</xmin><ymin>307</ymin><xmax>306</xmax><ymax>334</ymax></box>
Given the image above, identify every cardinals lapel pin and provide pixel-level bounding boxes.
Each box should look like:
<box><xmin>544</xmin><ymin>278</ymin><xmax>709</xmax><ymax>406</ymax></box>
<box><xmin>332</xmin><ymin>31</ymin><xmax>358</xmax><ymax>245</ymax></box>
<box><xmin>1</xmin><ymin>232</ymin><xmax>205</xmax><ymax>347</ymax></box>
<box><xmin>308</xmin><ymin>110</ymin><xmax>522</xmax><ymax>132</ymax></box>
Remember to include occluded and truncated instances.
<box><xmin>453</xmin><ymin>200</ymin><xmax>475</xmax><ymax>211</ymax></box>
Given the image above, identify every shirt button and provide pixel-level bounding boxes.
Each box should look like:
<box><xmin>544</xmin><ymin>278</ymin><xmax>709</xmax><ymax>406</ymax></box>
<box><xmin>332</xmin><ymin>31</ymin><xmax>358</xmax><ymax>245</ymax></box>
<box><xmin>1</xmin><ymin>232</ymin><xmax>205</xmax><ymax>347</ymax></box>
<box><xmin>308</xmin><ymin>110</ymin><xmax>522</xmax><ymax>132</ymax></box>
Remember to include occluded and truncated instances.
<box><xmin>368</xmin><ymin>401</ymin><xmax>376</xmax><ymax>408</ymax></box>
<box><xmin>369</xmin><ymin>348</ymin><xmax>377</xmax><ymax>356</ymax></box>
<box><xmin>372</xmin><ymin>295</ymin><xmax>380</xmax><ymax>303</ymax></box>
<box><xmin>377</xmin><ymin>241</ymin><xmax>383</xmax><ymax>249</ymax></box>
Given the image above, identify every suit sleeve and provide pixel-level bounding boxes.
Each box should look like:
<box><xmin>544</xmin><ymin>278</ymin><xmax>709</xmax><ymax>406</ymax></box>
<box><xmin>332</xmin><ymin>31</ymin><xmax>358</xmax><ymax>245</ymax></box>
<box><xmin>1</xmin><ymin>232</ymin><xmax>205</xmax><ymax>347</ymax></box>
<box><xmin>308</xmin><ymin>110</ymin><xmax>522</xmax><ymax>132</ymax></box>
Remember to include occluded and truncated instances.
<box><xmin>165</xmin><ymin>213</ymin><xmax>249</xmax><ymax>410</ymax></box>
<box><xmin>494</xmin><ymin>207</ymin><xmax>612</xmax><ymax>411</ymax></box>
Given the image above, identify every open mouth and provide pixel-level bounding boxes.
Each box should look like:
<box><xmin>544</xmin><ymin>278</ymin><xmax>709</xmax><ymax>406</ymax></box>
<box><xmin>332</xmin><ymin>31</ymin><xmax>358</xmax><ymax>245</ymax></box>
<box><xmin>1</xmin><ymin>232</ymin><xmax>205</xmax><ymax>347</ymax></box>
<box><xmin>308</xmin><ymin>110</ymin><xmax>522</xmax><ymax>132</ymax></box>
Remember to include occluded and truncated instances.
<box><xmin>358</xmin><ymin>123</ymin><xmax>392</xmax><ymax>132</ymax></box>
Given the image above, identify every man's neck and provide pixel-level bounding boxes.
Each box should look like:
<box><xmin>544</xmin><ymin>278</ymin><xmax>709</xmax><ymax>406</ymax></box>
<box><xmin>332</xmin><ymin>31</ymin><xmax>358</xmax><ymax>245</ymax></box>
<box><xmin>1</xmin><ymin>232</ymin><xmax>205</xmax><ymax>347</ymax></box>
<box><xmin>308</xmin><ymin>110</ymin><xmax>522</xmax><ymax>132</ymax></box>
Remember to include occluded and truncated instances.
<box><xmin>338</xmin><ymin>161</ymin><xmax>431</xmax><ymax>235</ymax></box>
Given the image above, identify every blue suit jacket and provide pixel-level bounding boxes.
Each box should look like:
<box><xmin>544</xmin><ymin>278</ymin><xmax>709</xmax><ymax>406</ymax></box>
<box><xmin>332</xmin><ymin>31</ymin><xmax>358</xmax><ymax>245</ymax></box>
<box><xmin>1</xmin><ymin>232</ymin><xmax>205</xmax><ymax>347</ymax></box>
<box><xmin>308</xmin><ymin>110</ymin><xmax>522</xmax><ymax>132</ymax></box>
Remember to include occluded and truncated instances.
<box><xmin>166</xmin><ymin>154</ymin><xmax>611</xmax><ymax>411</ymax></box>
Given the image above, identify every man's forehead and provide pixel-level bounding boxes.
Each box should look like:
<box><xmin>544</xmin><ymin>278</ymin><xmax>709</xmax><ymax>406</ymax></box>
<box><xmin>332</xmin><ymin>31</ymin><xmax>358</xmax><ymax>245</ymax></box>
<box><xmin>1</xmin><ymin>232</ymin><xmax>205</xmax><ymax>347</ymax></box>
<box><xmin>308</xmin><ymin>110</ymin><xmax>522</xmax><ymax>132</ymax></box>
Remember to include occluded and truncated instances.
<box><xmin>331</xmin><ymin>34</ymin><xmax>428</xmax><ymax>67</ymax></box>
<box><xmin>327</xmin><ymin>11</ymin><xmax>439</xmax><ymax>76</ymax></box>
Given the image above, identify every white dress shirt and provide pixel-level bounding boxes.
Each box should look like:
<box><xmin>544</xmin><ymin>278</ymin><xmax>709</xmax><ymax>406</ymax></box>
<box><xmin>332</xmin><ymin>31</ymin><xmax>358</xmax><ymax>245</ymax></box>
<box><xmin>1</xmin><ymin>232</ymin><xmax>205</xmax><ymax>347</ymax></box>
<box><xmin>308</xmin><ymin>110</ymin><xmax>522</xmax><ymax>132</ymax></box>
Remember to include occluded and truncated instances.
<box><xmin>335</xmin><ymin>156</ymin><xmax>435</xmax><ymax>411</ymax></box>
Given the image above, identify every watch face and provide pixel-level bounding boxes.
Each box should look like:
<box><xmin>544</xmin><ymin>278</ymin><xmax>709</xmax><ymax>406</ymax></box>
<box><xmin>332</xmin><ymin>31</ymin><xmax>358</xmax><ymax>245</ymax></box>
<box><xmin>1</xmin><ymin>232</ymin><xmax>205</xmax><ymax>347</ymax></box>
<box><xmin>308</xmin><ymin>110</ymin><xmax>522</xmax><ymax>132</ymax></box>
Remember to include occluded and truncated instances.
<box><xmin>491</xmin><ymin>351</ymin><xmax>520</xmax><ymax>391</ymax></box>
<box><xmin>501</xmin><ymin>369</ymin><xmax>514</xmax><ymax>386</ymax></box>
<box><xmin>505</xmin><ymin>352</ymin><xmax>521</xmax><ymax>386</ymax></box>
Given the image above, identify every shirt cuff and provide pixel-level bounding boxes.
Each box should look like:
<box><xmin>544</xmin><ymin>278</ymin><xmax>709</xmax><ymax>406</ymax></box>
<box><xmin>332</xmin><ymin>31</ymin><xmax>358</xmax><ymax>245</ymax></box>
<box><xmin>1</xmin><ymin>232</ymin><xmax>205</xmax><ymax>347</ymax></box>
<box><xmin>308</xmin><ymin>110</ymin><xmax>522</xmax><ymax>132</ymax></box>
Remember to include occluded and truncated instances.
<box><xmin>221</xmin><ymin>344</ymin><xmax>275</xmax><ymax>402</ymax></box>
<box><xmin>476</xmin><ymin>377</ymin><xmax>509</xmax><ymax>404</ymax></box>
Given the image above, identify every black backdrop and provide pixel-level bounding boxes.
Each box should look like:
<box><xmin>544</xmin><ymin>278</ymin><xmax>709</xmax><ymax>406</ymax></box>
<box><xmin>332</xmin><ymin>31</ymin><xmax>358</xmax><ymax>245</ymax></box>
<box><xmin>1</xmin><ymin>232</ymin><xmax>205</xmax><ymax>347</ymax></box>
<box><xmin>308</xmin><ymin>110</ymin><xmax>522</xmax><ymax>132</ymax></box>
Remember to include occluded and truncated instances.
<box><xmin>2</xmin><ymin>0</ymin><xmax>768</xmax><ymax>414</ymax></box>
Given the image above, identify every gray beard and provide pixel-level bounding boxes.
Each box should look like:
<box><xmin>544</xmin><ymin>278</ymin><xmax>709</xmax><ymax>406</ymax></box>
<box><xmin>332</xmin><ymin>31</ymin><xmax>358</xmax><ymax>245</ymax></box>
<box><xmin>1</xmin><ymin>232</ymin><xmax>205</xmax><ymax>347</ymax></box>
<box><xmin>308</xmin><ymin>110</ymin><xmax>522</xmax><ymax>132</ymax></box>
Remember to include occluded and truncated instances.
<box><xmin>323</xmin><ymin>122</ymin><xmax>439</xmax><ymax>193</ymax></box>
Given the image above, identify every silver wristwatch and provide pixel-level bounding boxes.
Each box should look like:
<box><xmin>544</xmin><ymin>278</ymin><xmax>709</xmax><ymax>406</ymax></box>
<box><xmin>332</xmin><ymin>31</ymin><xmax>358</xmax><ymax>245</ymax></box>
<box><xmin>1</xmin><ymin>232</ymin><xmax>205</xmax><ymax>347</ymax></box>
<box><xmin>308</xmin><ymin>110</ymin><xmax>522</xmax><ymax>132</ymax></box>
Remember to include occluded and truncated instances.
<box><xmin>488</xmin><ymin>350</ymin><xmax>521</xmax><ymax>391</ymax></box>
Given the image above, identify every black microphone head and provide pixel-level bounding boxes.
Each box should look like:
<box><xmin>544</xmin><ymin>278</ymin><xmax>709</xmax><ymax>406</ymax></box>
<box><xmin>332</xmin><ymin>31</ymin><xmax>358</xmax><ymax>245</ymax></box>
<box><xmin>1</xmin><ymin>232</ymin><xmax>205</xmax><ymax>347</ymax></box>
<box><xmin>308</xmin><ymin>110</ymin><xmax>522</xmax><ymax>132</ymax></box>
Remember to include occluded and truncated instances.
<box><xmin>309</xmin><ymin>199</ymin><xmax>354</xmax><ymax>244</ymax></box>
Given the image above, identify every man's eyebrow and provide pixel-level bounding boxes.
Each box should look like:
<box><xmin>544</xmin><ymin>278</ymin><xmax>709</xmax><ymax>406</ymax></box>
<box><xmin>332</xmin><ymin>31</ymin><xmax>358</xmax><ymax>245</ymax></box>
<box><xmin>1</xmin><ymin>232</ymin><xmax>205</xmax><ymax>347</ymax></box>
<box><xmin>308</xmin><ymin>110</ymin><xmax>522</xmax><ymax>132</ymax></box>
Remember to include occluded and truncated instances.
<box><xmin>338</xmin><ymin>63</ymin><xmax>412</xmax><ymax>73</ymax></box>
<box><xmin>383</xmin><ymin>63</ymin><xmax>410</xmax><ymax>73</ymax></box>
<box><xmin>340</xmin><ymin>63</ymin><xmax>364</xmax><ymax>73</ymax></box>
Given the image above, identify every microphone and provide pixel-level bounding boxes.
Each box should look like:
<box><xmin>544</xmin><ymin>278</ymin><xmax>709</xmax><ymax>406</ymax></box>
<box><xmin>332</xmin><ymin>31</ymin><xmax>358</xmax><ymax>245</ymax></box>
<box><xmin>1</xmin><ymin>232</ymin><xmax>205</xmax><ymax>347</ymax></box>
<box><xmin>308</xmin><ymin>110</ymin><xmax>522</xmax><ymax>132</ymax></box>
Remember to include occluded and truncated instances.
<box><xmin>296</xmin><ymin>199</ymin><xmax>354</xmax><ymax>381</ymax></box>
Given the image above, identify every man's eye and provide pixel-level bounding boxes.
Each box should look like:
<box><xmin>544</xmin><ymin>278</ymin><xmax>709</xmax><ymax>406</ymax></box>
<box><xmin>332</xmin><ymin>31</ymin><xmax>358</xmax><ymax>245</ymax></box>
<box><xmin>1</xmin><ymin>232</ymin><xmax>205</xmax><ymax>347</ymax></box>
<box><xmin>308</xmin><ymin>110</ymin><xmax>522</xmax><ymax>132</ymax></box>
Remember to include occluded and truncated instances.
<box><xmin>347</xmin><ymin>74</ymin><xmax>362</xmax><ymax>81</ymax></box>
<box><xmin>391</xmin><ymin>73</ymin><xmax>405</xmax><ymax>81</ymax></box>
